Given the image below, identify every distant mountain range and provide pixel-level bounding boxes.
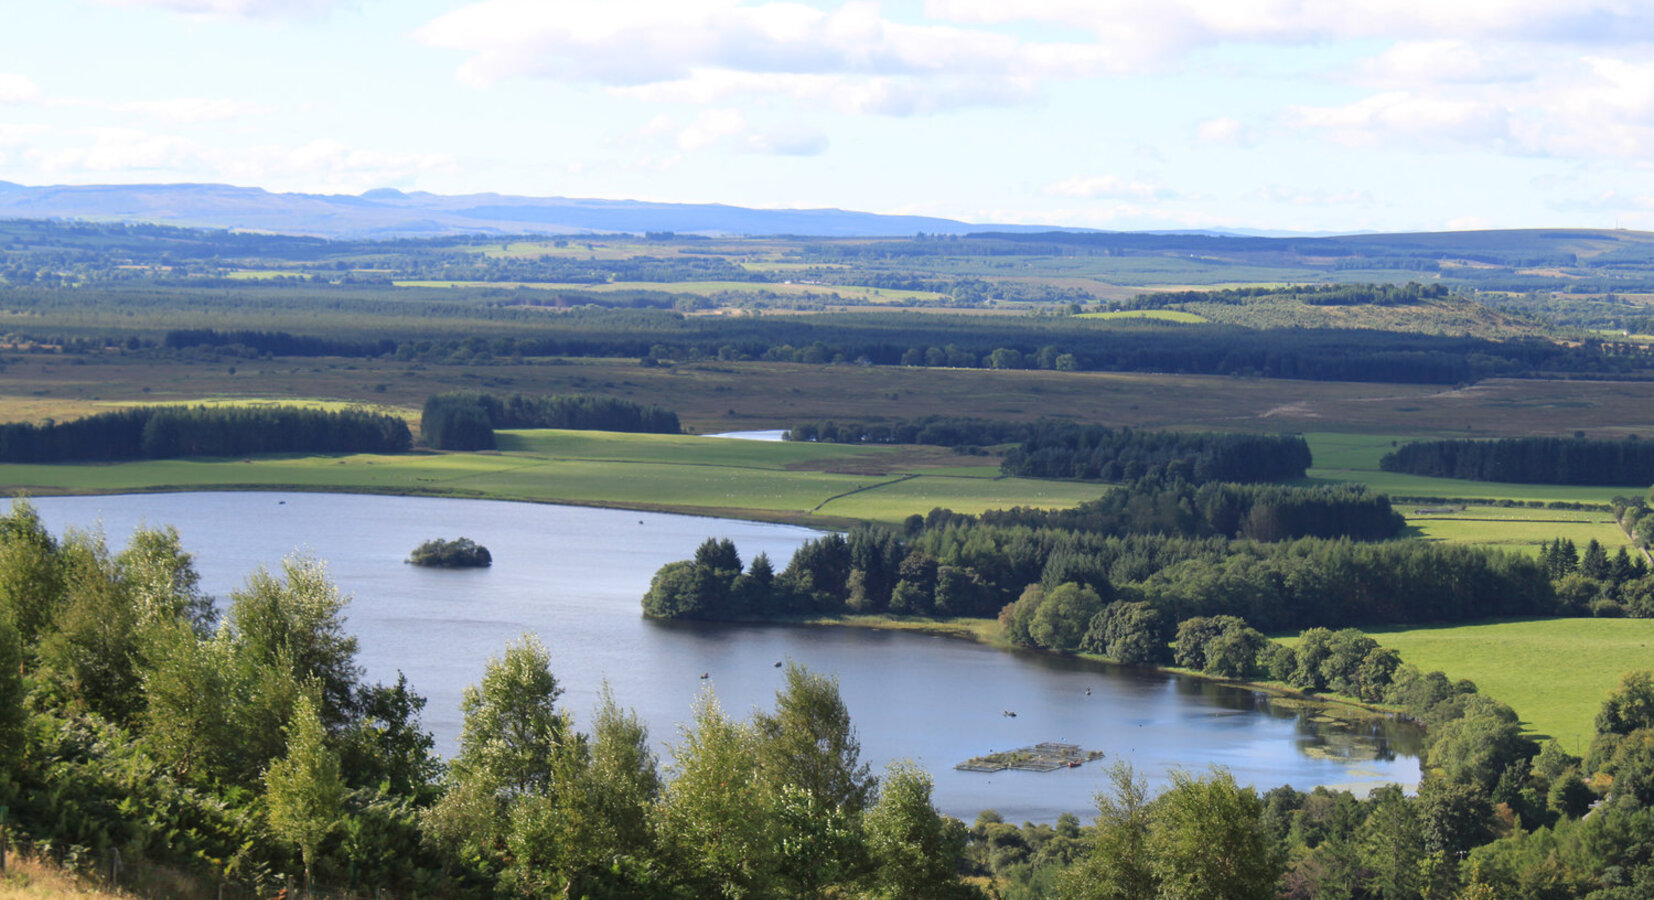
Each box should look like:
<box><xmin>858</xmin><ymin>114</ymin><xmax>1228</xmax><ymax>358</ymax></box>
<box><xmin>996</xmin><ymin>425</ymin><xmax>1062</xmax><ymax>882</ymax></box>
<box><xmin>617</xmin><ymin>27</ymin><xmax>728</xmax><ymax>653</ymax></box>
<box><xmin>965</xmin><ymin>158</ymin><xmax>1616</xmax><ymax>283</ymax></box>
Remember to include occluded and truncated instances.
<box><xmin>0</xmin><ymin>180</ymin><xmax>1102</xmax><ymax>239</ymax></box>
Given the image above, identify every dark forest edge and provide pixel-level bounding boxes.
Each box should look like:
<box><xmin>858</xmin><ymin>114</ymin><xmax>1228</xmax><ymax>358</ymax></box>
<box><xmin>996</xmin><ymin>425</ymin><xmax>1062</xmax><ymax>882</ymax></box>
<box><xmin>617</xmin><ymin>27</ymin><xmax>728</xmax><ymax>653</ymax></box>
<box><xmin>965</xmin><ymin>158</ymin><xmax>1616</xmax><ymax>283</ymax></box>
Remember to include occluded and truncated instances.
<box><xmin>147</xmin><ymin>314</ymin><xmax>1654</xmax><ymax>386</ymax></box>
<box><xmin>1383</xmin><ymin>435</ymin><xmax>1654</xmax><ymax>486</ymax></box>
<box><xmin>787</xmin><ymin>418</ymin><xmax>1313</xmax><ymax>484</ymax></box>
<box><xmin>0</xmin><ymin>403</ymin><xmax>411</xmax><ymax>463</ymax></box>
<box><xmin>419</xmin><ymin>391</ymin><xmax>681</xmax><ymax>450</ymax></box>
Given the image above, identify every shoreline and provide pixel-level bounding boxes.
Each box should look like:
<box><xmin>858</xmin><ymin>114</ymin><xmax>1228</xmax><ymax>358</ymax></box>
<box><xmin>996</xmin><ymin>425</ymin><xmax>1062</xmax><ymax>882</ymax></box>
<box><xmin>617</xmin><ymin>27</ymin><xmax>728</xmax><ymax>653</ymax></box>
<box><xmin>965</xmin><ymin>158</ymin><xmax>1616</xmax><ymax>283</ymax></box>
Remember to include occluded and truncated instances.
<box><xmin>15</xmin><ymin>482</ymin><xmax>1413</xmax><ymax>730</ymax></box>
<box><xmin>13</xmin><ymin>484</ymin><xmax>1428</xmax><ymax>748</ymax></box>
<box><xmin>766</xmin><ymin>612</ymin><xmax>1414</xmax><ymax>727</ymax></box>
<box><xmin>0</xmin><ymin>481</ymin><xmax>858</xmax><ymax>531</ymax></box>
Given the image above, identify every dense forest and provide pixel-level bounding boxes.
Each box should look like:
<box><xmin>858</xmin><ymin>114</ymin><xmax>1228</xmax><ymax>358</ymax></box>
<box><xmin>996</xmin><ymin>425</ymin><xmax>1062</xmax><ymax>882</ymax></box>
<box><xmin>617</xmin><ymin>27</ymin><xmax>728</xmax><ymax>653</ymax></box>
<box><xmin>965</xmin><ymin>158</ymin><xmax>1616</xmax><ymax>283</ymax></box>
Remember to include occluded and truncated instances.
<box><xmin>981</xmin><ymin>480</ymin><xmax>1405</xmax><ymax>542</ymax></box>
<box><xmin>786</xmin><ymin>419</ymin><xmax>1315</xmax><ymax>485</ymax></box>
<box><xmin>143</xmin><ymin>313</ymin><xmax>1654</xmax><ymax>384</ymax></box>
<box><xmin>786</xmin><ymin>415</ymin><xmax>1039</xmax><ymax>448</ymax></box>
<box><xmin>1122</xmin><ymin>282</ymin><xmax>1453</xmax><ymax>310</ymax></box>
<box><xmin>0</xmin><ymin>274</ymin><xmax>1645</xmax><ymax>385</ymax></box>
<box><xmin>1000</xmin><ymin>426</ymin><xmax>1312</xmax><ymax>483</ymax></box>
<box><xmin>419</xmin><ymin>391</ymin><xmax>680</xmax><ymax>450</ymax></box>
<box><xmin>0</xmin><ymin>404</ymin><xmax>411</xmax><ymax>462</ymax></box>
<box><xmin>641</xmin><ymin>489</ymin><xmax>1523</xmax><ymax>632</ymax></box>
<box><xmin>1382</xmin><ymin>436</ymin><xmax>1654</xmax><ymax>485</ymax></box>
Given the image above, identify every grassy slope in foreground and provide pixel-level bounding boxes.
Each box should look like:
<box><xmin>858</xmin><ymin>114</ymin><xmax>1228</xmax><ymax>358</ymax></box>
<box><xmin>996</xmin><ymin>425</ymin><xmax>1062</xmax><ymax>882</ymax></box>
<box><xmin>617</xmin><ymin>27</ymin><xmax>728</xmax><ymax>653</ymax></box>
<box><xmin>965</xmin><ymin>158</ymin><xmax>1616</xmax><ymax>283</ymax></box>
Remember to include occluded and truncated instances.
<box><xmin>0</xmin><ymin>428</ymin><xmax>1104</xmax><ymax>527</ymax></box>
<box><xmin>0</xmin><ymin>855</ymin><xmax>126</xmax><ymax>900</ymax></box>
<box><xmin>1367</xmin><ymin>618</ymin><xmax>1654</xmax><ymax>748</ymax></box>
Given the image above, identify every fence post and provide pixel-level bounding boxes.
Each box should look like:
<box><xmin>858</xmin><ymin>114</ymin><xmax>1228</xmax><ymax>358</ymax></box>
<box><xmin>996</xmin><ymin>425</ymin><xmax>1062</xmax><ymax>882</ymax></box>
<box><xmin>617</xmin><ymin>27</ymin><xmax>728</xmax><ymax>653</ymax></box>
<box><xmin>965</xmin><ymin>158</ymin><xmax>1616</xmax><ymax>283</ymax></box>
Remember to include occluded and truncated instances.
<box><xmin>0</xmin><ymin>804</ymin><xmax>8</xmax><ymax>874</ymax></box>
<box><xmin>109</xmin><ymin>847</ymin><xmax>122</xmax><ymax>888</ymax></box>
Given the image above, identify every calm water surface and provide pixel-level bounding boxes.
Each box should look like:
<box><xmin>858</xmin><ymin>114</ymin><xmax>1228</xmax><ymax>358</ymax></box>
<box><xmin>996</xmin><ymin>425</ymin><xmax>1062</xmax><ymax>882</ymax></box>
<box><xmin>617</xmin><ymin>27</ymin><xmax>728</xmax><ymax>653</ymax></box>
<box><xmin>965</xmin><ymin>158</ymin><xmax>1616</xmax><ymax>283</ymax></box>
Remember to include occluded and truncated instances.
<box><xmin>30</xmin><ymin>492</ymin><xmax>1419</xmax><ymax>820</ymax></box>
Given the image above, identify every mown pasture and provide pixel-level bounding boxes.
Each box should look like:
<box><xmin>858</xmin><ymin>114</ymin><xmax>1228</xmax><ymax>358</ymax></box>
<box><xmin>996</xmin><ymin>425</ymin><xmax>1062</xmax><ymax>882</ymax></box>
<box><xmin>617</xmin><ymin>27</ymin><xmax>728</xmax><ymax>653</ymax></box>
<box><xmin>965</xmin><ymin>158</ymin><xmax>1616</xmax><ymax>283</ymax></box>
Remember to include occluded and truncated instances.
<box><xmin>1303</xmin><ymin>433</ymin><xmax>1640</xmax><ymax>552</ymax></box>
<box><xmin>1403</xmin><ymin>507</ymin><xmax>1633</xmax><ymax>554</ymax></box>
<box><xmin>1303</xmin><ymin>432</ymin><xmax>1646</xmax><ymax>552</ymax></box>
<box><xmin>0</xmin><ymin>429</ymin><xmax>1101</xmax><ymax>527</ymax></box>
<box><xmin>1367</xmin><ymin>618</ymin><xmax>1654</xmax><ymax>747</ymax></box>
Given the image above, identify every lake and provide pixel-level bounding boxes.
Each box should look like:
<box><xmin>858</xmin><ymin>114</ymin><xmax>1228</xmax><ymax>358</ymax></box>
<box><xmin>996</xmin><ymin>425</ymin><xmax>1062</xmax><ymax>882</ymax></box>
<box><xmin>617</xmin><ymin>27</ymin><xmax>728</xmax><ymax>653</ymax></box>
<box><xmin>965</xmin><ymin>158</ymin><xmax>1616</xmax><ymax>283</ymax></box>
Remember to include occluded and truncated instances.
<box><xmin>28</xmin><ymin>491</ymin><xmax>1420</xmax><ymax>821</ymax></box>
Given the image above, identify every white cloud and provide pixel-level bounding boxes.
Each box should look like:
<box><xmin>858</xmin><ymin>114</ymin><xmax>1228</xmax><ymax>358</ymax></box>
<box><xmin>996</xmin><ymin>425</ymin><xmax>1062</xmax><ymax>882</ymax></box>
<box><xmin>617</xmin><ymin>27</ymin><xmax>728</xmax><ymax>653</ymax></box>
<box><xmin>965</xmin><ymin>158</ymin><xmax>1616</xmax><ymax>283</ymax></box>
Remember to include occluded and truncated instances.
<box><xmin>0</xmin><ymin>123</ymin><xmax>49</xmax><ymax>146</ymax></box>
<box><xmin>1252</xmin><ymin>186</ymin><xmax>1372</xmax><ymax>207</ymax></box>
<box><xmin>117</xmin><ymin>97</ymin><xmax>274</xmax><ymax>124</ymax></box>
<box><xmin>1548</xmin><ymin>190</ymin><xmax>1654</xmax><ymax>213</ymax></box>
<box><xmin>652</xmin><ymin>109</ymin><xmax>830</xmax><ymax>156</ymax></box>
<box><xmin>614</xmin><ymin>69</ymin><xmax>1034</xmax><ymax>116</ymax></box>
<box><xmin>0</xmin><ymin>74</ymin><xmax>42</xmax><ymax>104</ymax></box>
<box><xmin>637</xmin><ymin>114</ymin><xmax>680</xmax><ymax>139</ymax></box>
<box><xmin>28</xmin><ymin>127</ymin><xmax>205</xmax><ymax>174</ymax></box>
<box><xmin>1289</xmin><ymin>54</ymin><xmax>1654</xmax><ymax>160</ymax></box>
<box><xmin>1044</xmin><ymin>174</ymin><xmax>1176</xmax><ymax>201</ymax></box>
<box><xmin>416</xmin><ymin>0</ymin><xmax>1100</xmax><ymax>115</ymax></box>
<box><xmin>231</xmin><ymin>139</ymin><xmax>457</xmax><ymax>191</ymax></box>
<box><xmin>676</xmin><ymin>108</ymin><xmax>748</xmax><ymax>151</ymax></box>
<box><xmin>1195</xmin><ymin>116</ymin><xmax>1257</xmax><ymax>147</ymax></box>
<box><xmin>96</xmin><ymin>0</ymin><xmax>340</xmax><ymax>19</ymax></box>
<box><xmin>1357</xmin><ymin>40</ymin><xmax>1539</xmax><ymax>88</ymax></box>
<box><xmin>749</xmin><ymin>127</ymin><xmax>828</xmax><ymax>156</ymax></box>
<box><xmin>1289</xmin><ymin>91</ymin><xmax>1512</xmax><ymax>149</ymax></box>
<box><xmin>25</xmin><ymin>128</ymin><xmax>454</xmax><ymax>193</ymax></box>
<box><xmin>924</xmin><ymin>1</ymin><xmax>1654</xmax><ymax>62</ymax></box>
<box><xmin>973</xmin><ymin>202</ymin><xmax>1257</xmax><ymax>231</ymax></box>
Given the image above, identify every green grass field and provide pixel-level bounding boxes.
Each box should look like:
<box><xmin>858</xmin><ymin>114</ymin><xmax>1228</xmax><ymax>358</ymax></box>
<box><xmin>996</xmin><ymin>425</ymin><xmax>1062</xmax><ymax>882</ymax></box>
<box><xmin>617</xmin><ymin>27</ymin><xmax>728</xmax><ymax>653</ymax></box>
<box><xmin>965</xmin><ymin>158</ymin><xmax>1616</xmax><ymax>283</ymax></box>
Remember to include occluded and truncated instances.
<box><xmin>0</xmin><ymin>429</ymin><xmax>1100</xmax><ymax>527</ymax></box>
<box><xmin>1305</xmin><ymin>433</ymin><xmax>1648</xmax><ymax>503</ymax></box>
<box><xmin>1404</xmin><ymin>507</ymin><xmax>1632</xmax><ymax>553</ymax></box>
<box><xmin>1366</xmin><ymin>618</ymin><xmax>1654</xmax><ymax>747</ymax></box>
<box><xmin>1075</xmin><ymin>310</ymin><xmax>1209</xmax><ymax>323</ymax></box>
<box><xmin>817</xmin><ymin>472</ymin><xmax>1104</xmax><ymax>520</ymax></box>
<box><xmin>1303</xmin><ymin>433</ymin><xmax>1647</xmax><ymax>552</ymax></box>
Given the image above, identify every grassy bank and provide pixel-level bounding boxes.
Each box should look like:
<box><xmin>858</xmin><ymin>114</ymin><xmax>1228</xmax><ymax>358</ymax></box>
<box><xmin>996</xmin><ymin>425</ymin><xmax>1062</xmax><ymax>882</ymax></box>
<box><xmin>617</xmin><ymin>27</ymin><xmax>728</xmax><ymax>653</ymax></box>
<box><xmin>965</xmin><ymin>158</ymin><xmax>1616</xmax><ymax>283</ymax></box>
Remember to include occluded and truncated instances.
<box><xmin>800</xmin><ymin>613</ymin><xmax>1006</xmax><ymax>644</ymax></box>
<box><xmin>1366</xmin><ymin>617</ymin><xmax>1654</xmax><ymax>748</ymax></box>
<box><xmin>0</xmin><ymin>423</ymin><xmax>1634</xmax><ymax>549</ymax></box>
<box><xmin>0</xmin><ymin>429</ymin><xmax>1102</xmax><ymax>527</ymax></box>
<box><xmin>0</xmin><ymin>856</ymin><xmax>126</xmax><ymax>900</ymax></box>
<box><xmin>803</xmin><ymin>613</ymin><xmax>1408</xmax><ymax>737</ymax></box>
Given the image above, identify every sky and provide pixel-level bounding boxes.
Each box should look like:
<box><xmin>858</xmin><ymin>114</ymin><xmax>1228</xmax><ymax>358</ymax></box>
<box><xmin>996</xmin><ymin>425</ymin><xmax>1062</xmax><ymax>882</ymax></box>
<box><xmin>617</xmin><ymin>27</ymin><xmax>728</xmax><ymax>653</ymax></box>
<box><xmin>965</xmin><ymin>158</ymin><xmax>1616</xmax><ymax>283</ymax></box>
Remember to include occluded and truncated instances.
<box><xmin>6</xmin><ymin>0</ymin><xmax>1654</xmax><ymax>233</ymax></box>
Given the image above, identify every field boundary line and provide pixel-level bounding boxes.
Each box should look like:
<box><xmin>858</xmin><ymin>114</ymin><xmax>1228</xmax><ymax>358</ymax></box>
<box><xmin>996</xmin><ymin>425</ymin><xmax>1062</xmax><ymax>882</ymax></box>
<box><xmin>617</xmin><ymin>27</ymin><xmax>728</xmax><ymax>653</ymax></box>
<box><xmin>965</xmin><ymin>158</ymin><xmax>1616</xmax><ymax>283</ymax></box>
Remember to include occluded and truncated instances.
<box><xmin>810</xmin><ymin>474</ymin><xmax>917</xmax><ymax>512</ymax></box>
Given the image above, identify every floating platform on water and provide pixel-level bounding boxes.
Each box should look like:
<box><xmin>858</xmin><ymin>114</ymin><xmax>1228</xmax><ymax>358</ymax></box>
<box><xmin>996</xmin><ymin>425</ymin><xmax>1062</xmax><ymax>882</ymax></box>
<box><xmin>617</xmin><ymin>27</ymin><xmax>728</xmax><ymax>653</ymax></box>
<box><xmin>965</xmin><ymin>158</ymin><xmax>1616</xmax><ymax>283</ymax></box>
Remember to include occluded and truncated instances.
<box><xmin>955</xmin><ymin>742</ymin><xmax>1104</xmax><ymax>773</ymax></box>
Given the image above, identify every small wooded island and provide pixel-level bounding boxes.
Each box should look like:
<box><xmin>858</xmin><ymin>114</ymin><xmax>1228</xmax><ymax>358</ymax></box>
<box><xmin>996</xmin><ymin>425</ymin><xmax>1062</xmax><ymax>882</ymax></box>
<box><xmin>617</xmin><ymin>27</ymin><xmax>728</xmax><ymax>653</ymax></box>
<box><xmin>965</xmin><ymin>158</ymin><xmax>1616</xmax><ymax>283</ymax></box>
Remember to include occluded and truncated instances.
<box><xmin>406</xmin><ymin>536</ymin><xmax>492</xmax><ymax>568</ymax></box>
